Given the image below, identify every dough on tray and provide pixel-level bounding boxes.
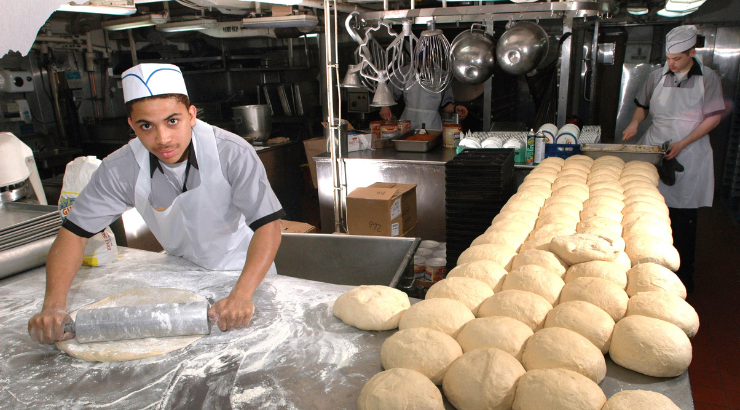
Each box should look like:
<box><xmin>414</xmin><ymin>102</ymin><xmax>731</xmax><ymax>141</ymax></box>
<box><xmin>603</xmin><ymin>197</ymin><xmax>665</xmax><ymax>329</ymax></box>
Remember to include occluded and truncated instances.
<box><xmin>457</xmin><ymin>244</ymin><xmax>518</xmax><ymax>271</ymax></box>
<box><xmin>511</xmin><ymin>249</ymin><xmax>569</xmax><ymax>278</ymax></box>
<box><xmin>602</xmin><ymin>390</ymin><xmax>681</xmax><ymax>410</ymax></box>
<box><xmin>446</xmin><ymin>260</ymin><xmax>508</xmax><ymax>292</ymax></box>
<box><xmin>501</xmin><ymin>265</ymin><xmax>565</xmax><ymax>305</ymax></box>
<box><xmin>544</xmin><ymin>300</ymin><xmax>615</xmax><ymax>354</ymax></box>
<box><xmin>399</xmin><ymin>298</ymin><xmax>475</xmax><ymax>337</ymax></box>
<box><xmin>512</xmin><ymin>368</ymin><xmax>606</xmax><ymax>410</ymax></box>
<box><xmin>456</xmin><ymin>316</ymin><xmax>533</xmax><ymax>361</ymax></box>
<box><xmin>559</xmin><ymin>277</ymin><xmax>628</xmax><ymax>322</ymax></box>
<box><xmin>477</xmin><ymin>290</ymin><xmax>553</xmax><ymax>331</ymax></box>
<box><xmin>626</xmin><ymin>263</ymin><xmax>687</xmax><ymax>299</ymax></box>
<box><xmin>381</xmin><ymin>327</ymin><xmax>462</xmax><ymax>385</ymax></box>
<box><xmin>549</xmin><ymin>234</ymin><xmax>619</xmax><ymax>265</ymax></box>
<box><xmin>426</xmin><ymin>277</ymin><xmax>494</xmax><ymax>316</ymax></box>
<box><xmin>357</xmin><ymin>368</ymin><xmax>444</xmax><ymax>410</ymax></box>
<box><xmin>521</xmin><ymin>327</ymin><xmax>607</xmax><ymax>383</ymax></box>
<box><xmin>333</xmin><ymin>286</ymin><xmax>410</xmax><ymax>331</ymax></box>
<box><xmin>626</xmin><ymin>291</ymin><xmax>699</xmax><ymax>338</ymax></box>
<box><xmin>625</xmin><ymin>236</ymin><xmax>681</xmax><ymax>272</ymax></box>
<box><xmin>564</xmin><ymin>260</ymin><xmax>628</xmax><ymax>289</ymax></box>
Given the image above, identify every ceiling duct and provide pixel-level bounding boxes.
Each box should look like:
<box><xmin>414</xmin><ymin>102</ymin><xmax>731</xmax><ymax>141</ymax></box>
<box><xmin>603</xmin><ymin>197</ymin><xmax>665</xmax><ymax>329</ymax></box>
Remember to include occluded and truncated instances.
<box><xmin>241</xmin><ymin>14</ymin><xmax>319</xmax><ymax>29</ymax></box>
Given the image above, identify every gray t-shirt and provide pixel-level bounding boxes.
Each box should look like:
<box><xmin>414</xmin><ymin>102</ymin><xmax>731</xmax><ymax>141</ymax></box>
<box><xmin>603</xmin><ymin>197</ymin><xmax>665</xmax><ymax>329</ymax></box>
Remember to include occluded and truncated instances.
<box><xmin>634</xmin><ymin>59</ymin><xmax>725</xmax><ymax>118</ymax></box>
<box><xmin>63</xmin><ymin>124</ymin><xmax>284</xmax><ymax>238</ymax></box>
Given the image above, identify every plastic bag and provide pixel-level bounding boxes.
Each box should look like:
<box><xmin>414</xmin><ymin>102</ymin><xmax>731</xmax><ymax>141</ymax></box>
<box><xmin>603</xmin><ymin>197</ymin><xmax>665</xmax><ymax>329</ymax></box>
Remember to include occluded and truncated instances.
<box><xmin>59</xmin><ymin>156</ymin><xmax>119</xmax><ymax>266</ymax></box>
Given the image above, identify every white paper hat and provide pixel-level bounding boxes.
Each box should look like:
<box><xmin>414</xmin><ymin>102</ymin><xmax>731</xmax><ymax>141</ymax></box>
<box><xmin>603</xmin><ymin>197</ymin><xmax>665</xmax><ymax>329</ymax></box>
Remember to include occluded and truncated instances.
<box><xmin>666</xmin><ymin>25</ymin><xmax>697</xmax><ymax>54</ymax></box>
<box><xmin>122</xmin><ymin>63</ymin><xmax>188</xmax><ymax>103</ymax></box>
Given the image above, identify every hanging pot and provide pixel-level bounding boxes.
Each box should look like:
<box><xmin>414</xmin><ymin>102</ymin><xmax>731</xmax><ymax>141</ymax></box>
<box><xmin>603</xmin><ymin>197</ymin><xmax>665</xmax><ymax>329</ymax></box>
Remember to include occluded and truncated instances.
<box><xmin>232</xmin><ymin>105</ymin><xmax>272</xmax><ymax>142</ymax></box>
<box><xmin>450</xmin><ymin>24</ymin><xmax>496</xmax><ymax>85</ymax></box>
<box><xmin>496</xmin><ymin>21</ymin><xmax>549</xmax><ymax>76</ymax></box>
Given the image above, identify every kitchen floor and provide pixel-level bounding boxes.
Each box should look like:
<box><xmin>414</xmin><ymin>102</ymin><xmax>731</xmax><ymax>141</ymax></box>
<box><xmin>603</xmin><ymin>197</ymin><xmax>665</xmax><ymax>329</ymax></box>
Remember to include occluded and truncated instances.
<box><xmin>685</xmin><ymin>201</ymin><xmax>740</xmax><ymax>409</ymax></box>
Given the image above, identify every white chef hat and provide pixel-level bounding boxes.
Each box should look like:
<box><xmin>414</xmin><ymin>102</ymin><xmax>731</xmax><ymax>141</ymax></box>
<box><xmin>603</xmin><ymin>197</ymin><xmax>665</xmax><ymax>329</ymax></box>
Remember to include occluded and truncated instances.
<box><xmin>666</xmin><ymin>25</ymin><xmax>697</xmax><ymax>54</ymax></box>
<box><xmin>122</xmin><ymin>63</ymin><xmax>188</xmax><ymax>103</ymax></box>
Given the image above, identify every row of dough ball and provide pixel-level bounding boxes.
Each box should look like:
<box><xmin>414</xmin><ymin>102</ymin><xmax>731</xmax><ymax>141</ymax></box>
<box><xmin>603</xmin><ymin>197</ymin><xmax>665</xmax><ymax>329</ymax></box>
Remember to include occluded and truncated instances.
<box><xmin>475</xmin><ymin>155</ymin><xmax>678</xmax><ymax>272</ymax></box>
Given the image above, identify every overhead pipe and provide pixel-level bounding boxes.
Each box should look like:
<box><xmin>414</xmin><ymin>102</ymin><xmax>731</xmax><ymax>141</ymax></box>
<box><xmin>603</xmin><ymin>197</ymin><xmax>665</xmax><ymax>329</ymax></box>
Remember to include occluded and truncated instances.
<box><xmin>301</xmin><ymin>0</ymin><xmax>370</xmax><ymax>13</ymax></box>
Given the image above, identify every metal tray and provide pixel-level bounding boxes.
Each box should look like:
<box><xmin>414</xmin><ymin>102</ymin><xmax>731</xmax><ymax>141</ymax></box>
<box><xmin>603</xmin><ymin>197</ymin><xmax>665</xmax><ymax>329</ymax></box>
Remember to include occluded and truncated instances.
<box><xmin>393</xmin><ymin>129</ymin><xmax>443</xmax><ymax>152</ymax></box>
<box><xmin>0</xmin><ymin>203</ymin><xmax>59</xmax><ymax>232</ymax></box>
<box><xmin>580</xmin><ymin>143</ymin><xmax>666</xmax><ymax>165</ymax></box>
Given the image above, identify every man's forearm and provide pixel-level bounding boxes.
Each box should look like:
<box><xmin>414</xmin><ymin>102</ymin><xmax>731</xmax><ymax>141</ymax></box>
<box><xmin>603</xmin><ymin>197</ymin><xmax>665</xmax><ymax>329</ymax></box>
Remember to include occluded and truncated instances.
<box><xmin>631</xmin><ymin>107</ymin><xmax>648</xmax><ymax>125</ymax></box>
<box><xmin>43</xmin><ymin>227</ymin><xmax>87</xmax><ymax>310</ymax></box>
<box><xmin>231</xmin><ymin>219</ymin><xmax>282</xmax><ymax>299</ymax></box>
<box><xmin>682</xmin><ymin>114</ymin><xmax>721</xmax><ymax>146</ymax></box>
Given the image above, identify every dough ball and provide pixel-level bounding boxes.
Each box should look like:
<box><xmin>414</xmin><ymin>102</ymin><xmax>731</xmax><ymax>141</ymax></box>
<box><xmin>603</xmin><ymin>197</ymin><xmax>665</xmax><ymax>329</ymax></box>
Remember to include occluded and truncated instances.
<box><xmin>544</xmin><ymin>300</ymin><xmax>615</xmax><ymax>354</ymax></box>
<box><xmin>624</xmin><ymin>187</ymin><xmax>664</xmax><ymax>201</ymax></box>
<box><xmin>528</xmin><ymin>224</ymin><xmax>577</xmax><ymax>243</ymax></box>
<box><xmin>551</xmin><ymin>179</ymin><xmax>588</xmax><ymax>192</ymax></box>
<box><xmin>614</xmin><ymin>251</ymin><xmax>633</xmax><ymax>270</ymax></box>
<box><xmin>594</xmin><ymin>155</ymin><xmax>625</xmax><ymax>166</ymax></box>
<box><xmin>509</xmin><ymin>191</ymin><xmax>547</xmax><ymax>207</ymax></box>
<box><xmin>591</xmin><ymin>164</ymin><xmax>623</xmax><ymax>175</ymax></box>
<box><xmin>535</xmin><ymin>213</ymin><xmax>579</xmax><ymax>230</ymax></box>
<box><xmin>478</xmin><ymin>290</ymin><xmax>553</xmax><ymax>331</ymax></box>
<box><xmin>502</xmin><ymin>265</ymin><xmax>565</xmax><ymax>305</ymax></box>
<box><xmin>333</xmin><ymin>286</ymin><xmax>410</xmax><ymax>331</ymax></box>
<box><xmin>512</xmin><ymin>249</ymin><xmax>568</xmax><ymax>278</ymax></box>
<box><xmin>519</xmin><ymin>178</ymin><xmax>553</xmax><ymax>190</ymax></box>
<box><xmin>427</xmin><ymin>277</ymin><xmax>495</xmax><ymax>316</ymax></box>
<box><xmin>553</xmin><ymin>185</ymin><xmax>590</xmax><ymax>202</ymax></box>
<box><xmin>576</xmin><ymin>217</ymin><xmax>623</xmax><ymax>236</ymax></box>
<box><xmin>627</xmin><ymin>291</ymin><xmax>699</xmax><ymax>338</ymax></box>
<box><xmin>443</xmin><ymin>348</ymin><xmax>526</xmax><ymax>410</ymax></box>
<box><xmin>589</xmin><ymin>188</ymin><xmax>626</xmax><ymax>201</ymax></box>
<box><xmin>564</xmin><ymin>261</ymin><xmax>628</xmax><ymax>289</ymax></box>
<box><xmin>624</xmin><ymin>193</ymin><xmax>667</xmax><ymax>207</ymax></box>
<box><xmin>566</xmin><ymin>154</ymin><xmax>594</xmax><ymax>164</ymax></box>
<box><xmin>589</xmin><ymin>168</ymin><xmax>622</xmax><ymax>180</ymax></box>
<box><xmin>456</xmin><ymin>316</ymin><xmax>534</xmax><ymax>360</ymax></box>
<box><xmin>447</xmin><ymin>261</ymin><xmax>508</xmax><ymax>292</ymax></box>
<box><xmin>621</xmin><ymin>180</ymin><xmax>658</xmax><ymax>192</ymax></box>
<box><xmin>623</xmin><ymin>201</ymin><xmax>669</xmax><ymax>217</ymax></box>
<box><xmin>620</xmin><ymin>174</ymin><xmax>657</xmax><ymax>187</ymax></box>
<box><xmin>526</xmin><ymin>170</ymin><xmax>558</xmax><ymax>183</ymax></box>
<box><xmin>558</xmin><ymin>168</ymin><xmax>589</xmax><ymax>179</ymax></box>
<box><xmin>580</xmin><ymin>204</ymin><xmax>623</xmax><ymax>223</ymax></box>
<box><xmin>624</xmin><ymin>160</ymin><xmax>657</xmax><ymax>169</ymax></box>
<box><xmin>488</xmin><ymin>218</ymin><xmax>534</xmax><ymax>235</ymax></box>
<box><xmin>622</xmin><ymin>212</ymin><xmax>671</xmax><ymax>229</ymax></box>
<box><xmin>519</xmin><ymin>238</ymin><xmax>552</xmax><ymax>252</ymax></box>
<box><xmin>562</xmin><ymin>163</ymin><xmax>592</xmax><ymax>175</ymax></box>
<box><xmin>381</xmin><ymin>328</ymin><xmax>462</xmax><ymax>384</ymax></box>
<box><xmin>513</xmin><ymin>368</ymin><xmax>606</xmax><ymax>410</ymax></box>
<box><xmin>609</xmin><ymin>315</ymin><xmax>692</xmax><ymax>377</ymax></box>
<box><xmin>521</xmin><ymin>327</ymin><xmax>607</xmax><ymax>383</ymax></box>
<box><xmin>517</xmin><ymin>185</ymin><xmax>553</xmax><ymax>199</ymax></box>
<box><xmin>501</xmin><ymin>199</ymin><xmax>542</xmax><ymax>215</ymax></box>
<box><xmin>399</xmin><ymin>298</ymin><xmax>475</xmax><ymax>337</ymax></box>
<box><xmin>357</xmin><ymin>368</ymin><xmax>444</xmax><ymax>410</ymax></box>
<box><xmin>578</xmin><ymin>227</ymin><xmax>626</xmax><ymax>252</ymax></box>
<box><xmin>626</xmin><ymin>263</ymin><xmax>687</xmax><ymax>299</ymax></box>
<box><xmin>624</xmin><ymin>221</ymin><xmax>673</xmax><ymax>244</ymax></box>
<box><xmin>540</xmin><ymin>156</ymin><xmax>565</xmax><ymax>167</ymax></box>
<box><xmin>587</xmin><ymin>174</ymin><xmax>620</xmax><ymax>186</ymax></box>
<box><xmin>493</xmin><ymin>211</ymin><xmax>539</xmax><ymax>229</ymax></box>
<box><xmin>540</xmin><ymin>202</ymin><xmax>582</xmax><ymax>221</ymax></box>
<box><xmin>545</xmin><ymin>194</ymin><xmax>584</xmax><ymax>210</ymax></box>
<box><xmin>625</xmin><ymin>236</ymin><xmax>681</xmax><ymax>272</ymax></box>
<box><xmin>583</xmin><ymin>196</ymin><xmax>624</xmax><ymax>212</ymax></box>
<box><xmin>457</xmin><ymin>244</ymin><xmax>518</xmax><ymax>271</ymax></box>
<box><xmin>550</xmin><ymin>234</ymin><xmax>619</xmax><ymax>265</ymax></box>
<box><xmin>602</xmin><ymin>390</ymin><xmax>681</xmax><ymax>410</ymax></box>
<box><xmin>559</xmin><ymin>277</ymin><xmax>629</xmax><ymax>322</ymax></box>
<box><xmin>589</xmin><ymin>182</ymin><xmax>625</xmax><ymax>194</ymax></box>
<box><xmin>471</xmin><ymin>230</ymin><xmax>527</xmax><ymax>251</ymax></box>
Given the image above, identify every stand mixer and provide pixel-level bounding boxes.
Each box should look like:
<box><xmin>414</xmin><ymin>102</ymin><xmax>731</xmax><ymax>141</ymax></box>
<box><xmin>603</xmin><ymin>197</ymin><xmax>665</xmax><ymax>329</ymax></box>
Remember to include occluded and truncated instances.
<box><xmin>0</xmin><ymin>132</ymin><xmax>47</xmax><ymax>205</ymax></box>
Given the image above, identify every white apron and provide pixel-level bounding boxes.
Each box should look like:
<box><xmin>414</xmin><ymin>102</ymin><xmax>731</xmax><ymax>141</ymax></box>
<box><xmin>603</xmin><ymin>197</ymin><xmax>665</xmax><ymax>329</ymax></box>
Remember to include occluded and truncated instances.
<box><xmin>643</xmin><ymin>63</ymin><xmax>714</xmax><ymax>208</ymax></box>
<box><xmin>130</xmin><ymin>119</ymin><xmax>277</xmax><ymax>273</ymax></box>
<box><xmin>400</xmin><ymin>83</ymin><xmax>444</xmax><ymax>130</ymax></box>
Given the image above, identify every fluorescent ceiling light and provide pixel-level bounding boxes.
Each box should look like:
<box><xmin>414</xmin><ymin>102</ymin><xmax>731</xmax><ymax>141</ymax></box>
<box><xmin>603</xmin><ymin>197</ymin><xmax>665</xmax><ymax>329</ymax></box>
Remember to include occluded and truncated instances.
<box><xmin>665</xmin><ymin>0</ymin><xmax>705</xmax><ymax>12</ymax></box>
<box><xmin>241</xmin><ymin>14</ymin><xmax>318</xmax><ymax>28</ymax></box>
<box><xmin>157</xmin><ymin>18</ymin><xmax>218</xmax><ymax>32</ymax></box>
<box><xmin>627</xmin><ymin>7</ymin><xmax>649</xmax><ymax>15</ymax></box>
<box><xmin>58</xmin><ymin>2</ymin><xmax>137</xmax><ymax>15</ymax></box>
<box><xmin>657</xmin><ymin>7</ymin><xmax>699</xmax><ymax>16</ymax></box>
<box><xmin>239</xmin><ymin>0</ymin><xmax>303</xmax><ymax>5</ymax></box>
<box><xmin>101</xmin><ymin>13</ymin><xmax>169</xmax><ymax>30</ymax></box>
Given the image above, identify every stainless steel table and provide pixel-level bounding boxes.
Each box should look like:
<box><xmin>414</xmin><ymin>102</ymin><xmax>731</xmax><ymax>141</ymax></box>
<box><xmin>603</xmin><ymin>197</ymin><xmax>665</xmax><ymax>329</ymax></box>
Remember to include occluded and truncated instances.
<box><xmin>0</xmin><ymin>248</ymin><xmax>694</xmax><ymax>409</ymax></box>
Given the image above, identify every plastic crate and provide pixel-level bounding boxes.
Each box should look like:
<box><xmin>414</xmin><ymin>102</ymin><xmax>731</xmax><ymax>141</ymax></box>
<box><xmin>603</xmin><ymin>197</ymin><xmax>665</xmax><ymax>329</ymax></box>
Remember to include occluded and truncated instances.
<box><xmin>545</xmin><ymin>143</ymin><xmax>582</xmax><ymax>159</ymax></box>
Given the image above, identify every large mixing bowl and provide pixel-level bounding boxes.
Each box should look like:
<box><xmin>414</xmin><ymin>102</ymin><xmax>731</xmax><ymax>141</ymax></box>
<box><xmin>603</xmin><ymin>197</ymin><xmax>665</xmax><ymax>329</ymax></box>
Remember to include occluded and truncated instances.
<box><xmin>232</xmin><ymin>105</ymin><xmax>272</xmax><ymax>142</ymax></box>
<box><xmin>495</xmin><ymin>22</ymin><xmax>549</xmax><ymax>76</ymax></box>
<box><xmin>450</xmin><ymin>26</ymin><xmax>496</xmax><ymax>85</ymax></box>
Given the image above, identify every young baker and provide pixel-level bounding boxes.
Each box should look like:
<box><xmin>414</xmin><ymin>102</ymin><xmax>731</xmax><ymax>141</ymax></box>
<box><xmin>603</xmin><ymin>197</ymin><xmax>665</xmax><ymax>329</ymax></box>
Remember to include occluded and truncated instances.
<box><xmin>28</xmin><ymin>63</ymin><xmax>284</xmax><ymax>342</ymax></box>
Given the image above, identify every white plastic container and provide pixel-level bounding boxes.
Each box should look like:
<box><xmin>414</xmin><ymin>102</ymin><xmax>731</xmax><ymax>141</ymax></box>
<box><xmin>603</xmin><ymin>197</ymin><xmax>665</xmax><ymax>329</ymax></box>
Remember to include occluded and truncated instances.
<box><xmin>416</xmin><ymin>248</ymin><xmax>434</xmax><ymax>257</ymax></box>
<box><xmin>413</xmin><ymin>255</ymin><xmax>427</xmax><ymax>280</ymax></box>
<box><xmin>420</xmin><ymin>240</ymin><xmax>440</xmax><ymax>249</ymax></box>
<box><xmin>425</xmin><ymin>258</ymin><xmax>447</xmax><ymax>282</ymax></box>
<box><xmin>433</xmin><ymin>250</ymin><xmax>447</xmax><ymax>258</ymax></box>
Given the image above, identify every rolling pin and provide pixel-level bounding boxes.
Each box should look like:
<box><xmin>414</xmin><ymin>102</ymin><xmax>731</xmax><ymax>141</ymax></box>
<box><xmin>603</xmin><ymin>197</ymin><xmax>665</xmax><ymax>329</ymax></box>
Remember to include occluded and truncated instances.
<box><xmin>63</xmin><ymin>302</ymin><xmax>211</xmax><ymax>344</ymax></box>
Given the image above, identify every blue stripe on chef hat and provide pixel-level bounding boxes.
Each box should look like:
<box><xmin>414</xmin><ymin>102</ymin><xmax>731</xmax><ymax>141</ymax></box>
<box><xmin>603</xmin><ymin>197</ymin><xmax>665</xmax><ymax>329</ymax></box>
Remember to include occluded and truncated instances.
<box><xmin>666</xmin><ymin>25</ymin><xmax>697</xmax><ymax>54</ymax></box>
<box><xmin>122</xmin><ymin>63</ymin><xmax>189</xmax><ymax>103</ymax></box>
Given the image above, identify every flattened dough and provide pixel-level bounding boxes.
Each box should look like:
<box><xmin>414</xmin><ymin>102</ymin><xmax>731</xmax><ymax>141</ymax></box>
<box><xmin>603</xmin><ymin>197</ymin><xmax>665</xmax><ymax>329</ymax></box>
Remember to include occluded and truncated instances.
<box><xmin>57</xmin><ymin>288</ymin><xmax>207</xmax><ymax>362</ymax></box>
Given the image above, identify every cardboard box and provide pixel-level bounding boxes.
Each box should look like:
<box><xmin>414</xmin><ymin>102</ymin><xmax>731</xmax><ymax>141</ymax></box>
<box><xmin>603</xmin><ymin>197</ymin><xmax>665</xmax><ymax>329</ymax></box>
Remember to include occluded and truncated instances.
<box><xmin>303</xmin><ymin>137</ymin><xmax>327</xmax><ymax>189</ymax></box>
<box><xmin>348</xmin><ymin>132</ymin><xmax>371</xmax><ymax>152</ymax></box>
<box><xmin>346</xmin><ymin>182</ymin><xmax>417</xmax><ymax>237</ymax></box>
<box><xmin>280</xmin><ymin>220</ymin><xmax>316</xmax><ymax>233</ymax></box>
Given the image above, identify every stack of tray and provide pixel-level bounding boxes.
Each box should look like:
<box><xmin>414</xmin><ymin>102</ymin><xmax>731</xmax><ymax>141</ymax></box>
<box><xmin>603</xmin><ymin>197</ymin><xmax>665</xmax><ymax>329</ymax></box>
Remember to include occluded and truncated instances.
<box><xmin>445</xmin><ymin>149</ymin><xmax>516</xmax><ymax>271</ymax></box>
<box><xmin>0</xmin><ymin>203</ymin><xmax>61</xmax><ymax>253</ymax></box>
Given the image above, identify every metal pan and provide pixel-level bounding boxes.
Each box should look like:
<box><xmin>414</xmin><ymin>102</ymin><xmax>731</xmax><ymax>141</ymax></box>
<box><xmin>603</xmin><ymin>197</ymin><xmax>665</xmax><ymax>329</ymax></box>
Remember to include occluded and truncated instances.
<box><xmin>0</xmin><ymin>231</ymin><xmax>58</xmax><ymax>252</ymax></box>
<box><xmin>580</xmin><ymin>143</ymin><xmax>665</xmax><ymax>165</ymax></box>
<box><xmin>0</xmin><ymin>219</ymin><xmax>61</xmax><ymax>242</ymax></box>
<box><xmin>0</xmin><ymin>203</ymin><xmax>59</xmax><ymax>232</ymax></box>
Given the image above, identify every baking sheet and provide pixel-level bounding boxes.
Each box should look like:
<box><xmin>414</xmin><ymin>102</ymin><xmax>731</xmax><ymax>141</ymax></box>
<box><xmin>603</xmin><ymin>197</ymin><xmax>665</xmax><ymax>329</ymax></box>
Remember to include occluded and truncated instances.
<box><xmin>0</xmin><ymin>202</ymin><xmax>59</xmax><ymax>232</ymax></box>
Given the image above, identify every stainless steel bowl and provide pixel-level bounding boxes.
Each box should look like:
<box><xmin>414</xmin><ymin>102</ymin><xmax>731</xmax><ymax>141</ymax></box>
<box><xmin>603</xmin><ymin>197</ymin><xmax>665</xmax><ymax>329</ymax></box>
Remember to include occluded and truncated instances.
<box><xmin>450</xmin><ymin>26</ymin><xmax>496</xmax><ymax>85</ymax></box>
<box><xmin>232</xmin><ymin>105</ymin><xmax>272</xmax><ymax>142</ymax></box>
<box><xmin>495</xmin><ymin>22</ymin><xmax>549</xmax><ymax>76</ymax></box>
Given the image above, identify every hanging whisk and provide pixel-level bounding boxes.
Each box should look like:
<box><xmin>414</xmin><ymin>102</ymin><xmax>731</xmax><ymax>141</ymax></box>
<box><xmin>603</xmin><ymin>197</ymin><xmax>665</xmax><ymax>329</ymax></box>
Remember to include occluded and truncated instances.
<box><xmin>413</xmin><ymin>20</ymin><xmax>452</xmax><ymax>93</ymax></box>
<box><xmin>386</xmin><ymin>20</ymin><xmax>418</xmax><ymax>91</ymax></box>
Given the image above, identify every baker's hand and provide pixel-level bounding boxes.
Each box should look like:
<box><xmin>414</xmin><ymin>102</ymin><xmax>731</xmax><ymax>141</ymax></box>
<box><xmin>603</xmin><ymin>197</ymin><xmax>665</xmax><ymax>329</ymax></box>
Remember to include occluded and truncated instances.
<box><xmin>208</xmin><ymin>295</ymin><xmax>255</xmax><ymax>331</ymax></box>
<box><xmin>455</xmin><ymin>105</ymin><xmax>468</xmax><ymax>120</ymax></box>
<box><xmin>379</xmin><ymin>106</ymin><xmax>392</xmax><ymax>121</ymax></box>
<box><xmin>28</xmin><ymin>308</ymin><xmax>74</xmax><ymax>343</ymax></box>
<box><xmin>665</xmin><ymin>139</ymin><xmax>687</xmax><ymax>160</ymax></box>
<box><xmin>622</xmin><ymin>122</ymin><xmax>638</xmax><ymax>141</ymax></box>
